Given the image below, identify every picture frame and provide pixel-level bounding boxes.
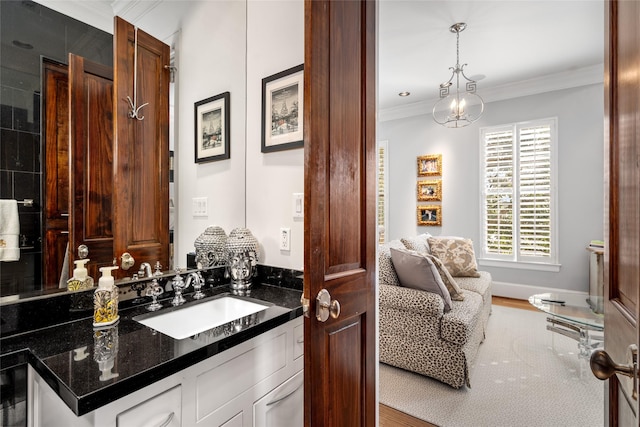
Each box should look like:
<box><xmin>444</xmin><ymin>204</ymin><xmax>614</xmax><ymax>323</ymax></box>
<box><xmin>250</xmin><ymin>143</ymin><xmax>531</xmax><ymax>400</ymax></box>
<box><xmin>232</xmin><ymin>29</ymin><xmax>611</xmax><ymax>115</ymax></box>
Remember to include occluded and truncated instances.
<box><xmin>194</xmin><ymin>92</ymin><xmax>230</xmax><ymax>163</ymax></box>
<box><xmin>417</xmin><ymin>180</ymin><xmax>442</xmax><ymax>201</ymax></box>
<box><xmin>417</xmin><ymin>154</ymin><xmax>442</xmax><ymax>176</ymax></box>
<box><xmin>417</xmin><ymin>205</ymin><xmax>442</xmax><ymax>226</ymax></box>
<box><xmin>261</xmin><ymin>64</ymin><xmax>304</xmax><ymax>153</ymax></box>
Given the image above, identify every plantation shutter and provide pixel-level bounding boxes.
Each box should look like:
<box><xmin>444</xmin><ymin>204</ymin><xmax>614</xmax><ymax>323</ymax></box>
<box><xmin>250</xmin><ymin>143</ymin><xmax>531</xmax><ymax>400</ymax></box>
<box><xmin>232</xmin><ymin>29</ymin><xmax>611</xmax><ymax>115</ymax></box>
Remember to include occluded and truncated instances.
<box><xmin>377</xmin><ymin>141</ymin><xmax>388</xmax><ymax>244</ymax></box>
<box><xmin>518</xmin><ymin>124</ymin><xmax>552</xmax><ymax>258</ymax></box>
<box><xmin>482</xmin><ymin>128</ymin><xmax>514</xmax><ymax>256</ymax></box>
<box><xmin>480</xmin><ymin>118</ymin><xmax>557</xmax><ymax>266</ymax></box>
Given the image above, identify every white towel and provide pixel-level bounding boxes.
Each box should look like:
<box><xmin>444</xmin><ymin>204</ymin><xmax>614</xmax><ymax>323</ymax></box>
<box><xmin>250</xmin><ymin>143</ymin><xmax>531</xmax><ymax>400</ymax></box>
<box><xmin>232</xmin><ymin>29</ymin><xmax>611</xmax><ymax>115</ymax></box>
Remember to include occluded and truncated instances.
<box><xmin>0</xmin><ymin>200</ymin><xmax>20</xmax><ymax>262</ymax></box>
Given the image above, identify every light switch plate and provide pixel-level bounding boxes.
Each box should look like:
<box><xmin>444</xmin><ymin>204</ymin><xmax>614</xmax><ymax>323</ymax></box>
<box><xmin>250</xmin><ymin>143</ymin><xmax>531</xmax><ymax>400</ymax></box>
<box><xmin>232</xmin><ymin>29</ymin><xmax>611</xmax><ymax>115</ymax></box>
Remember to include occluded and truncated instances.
<box><xmin>292</xmin><ymin>193</ymin><xmax>304</xmax><ymax>219</ymax></box>
<box><xmin>280</xmin><ymin>227</ymin><xmax>291</xmax><ymax>251</ymax></box>
<box><xmin>192</xmin><ymin>197</ymin><xmax>208</xmax><ymax>217</ymax></box>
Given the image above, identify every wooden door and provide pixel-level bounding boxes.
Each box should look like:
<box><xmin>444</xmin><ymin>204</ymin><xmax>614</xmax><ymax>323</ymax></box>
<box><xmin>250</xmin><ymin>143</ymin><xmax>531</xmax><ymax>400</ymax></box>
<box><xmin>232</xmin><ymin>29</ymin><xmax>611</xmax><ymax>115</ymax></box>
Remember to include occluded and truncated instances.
<box><xmin>68</xmin><ymin>54</ymin><xmax>115</xmax><ymax>282</ymax></box>
<box><xmin>113</xmin><ymin>17</ymin><xmax>170</xmax><ymax>276</ymax></box>
<box><xmin>303</xmin><ymin>0</ymin><xmax>377</xmax><ymax>425</ymax></box>
<box><xmin>594</xmin><ymin>0</ymin><xmax>640</xmax><ymax>425</ymax></box>
<box><xmin>42</xmin><ymin>60</ymin><xmax>70</xmax><ymax>289</ymax></box>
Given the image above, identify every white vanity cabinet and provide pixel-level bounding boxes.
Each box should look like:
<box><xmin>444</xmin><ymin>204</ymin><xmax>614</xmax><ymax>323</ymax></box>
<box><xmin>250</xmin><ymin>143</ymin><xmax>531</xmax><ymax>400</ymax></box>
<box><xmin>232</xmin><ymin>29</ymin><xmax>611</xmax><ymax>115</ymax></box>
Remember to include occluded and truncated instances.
<box><xmin>28</xmin><ymin>316</ymin><xmax>303</xmax><ymax>427</ymax></box>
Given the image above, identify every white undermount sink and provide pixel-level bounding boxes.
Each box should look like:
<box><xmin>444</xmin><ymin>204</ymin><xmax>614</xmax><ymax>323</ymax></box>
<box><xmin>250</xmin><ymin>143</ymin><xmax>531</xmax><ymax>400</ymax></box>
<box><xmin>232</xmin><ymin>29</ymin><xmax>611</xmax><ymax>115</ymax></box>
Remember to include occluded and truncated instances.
<box><xmin>134</xmin><ymin>296</ymin><xmax>270</xmax><ymax>339</ymax></box>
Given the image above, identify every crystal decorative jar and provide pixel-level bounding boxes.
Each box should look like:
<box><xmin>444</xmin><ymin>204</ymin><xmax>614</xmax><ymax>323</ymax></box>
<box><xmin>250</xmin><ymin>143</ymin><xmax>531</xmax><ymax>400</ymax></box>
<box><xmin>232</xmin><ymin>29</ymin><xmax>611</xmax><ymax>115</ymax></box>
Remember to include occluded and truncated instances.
<box><xmin>194</xmin><ymin>225</ymin><xmax>228</xmax><ymax>268</ymax></box>
<box><xmin>225</xmin><ymin>228</ymin><xmax>259</xmax><ymax>290</ymax></box>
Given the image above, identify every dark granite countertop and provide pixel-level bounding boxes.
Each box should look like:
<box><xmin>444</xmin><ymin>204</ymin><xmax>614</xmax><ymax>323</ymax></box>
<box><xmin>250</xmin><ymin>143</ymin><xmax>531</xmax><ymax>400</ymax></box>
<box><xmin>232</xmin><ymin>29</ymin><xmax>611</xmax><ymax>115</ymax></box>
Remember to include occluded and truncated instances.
<box><xmin>0</xmin><ymin>283</ymin><xmax>303</xmax><ymax>416</ymax></box>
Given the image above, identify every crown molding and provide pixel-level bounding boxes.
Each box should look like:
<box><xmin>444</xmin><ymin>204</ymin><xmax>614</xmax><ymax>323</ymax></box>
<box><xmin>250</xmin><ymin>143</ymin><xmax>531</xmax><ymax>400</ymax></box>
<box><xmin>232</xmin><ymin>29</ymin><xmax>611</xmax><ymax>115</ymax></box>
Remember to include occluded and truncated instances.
<box><xmin>378</xmin><ymin>64</ymin><xmax>604</xmax><ymax>123</ymax></box>
<box><xmin>111</xmin><ymin>0</ymin><xmax>163</xmax><ymax>24</ymax></box>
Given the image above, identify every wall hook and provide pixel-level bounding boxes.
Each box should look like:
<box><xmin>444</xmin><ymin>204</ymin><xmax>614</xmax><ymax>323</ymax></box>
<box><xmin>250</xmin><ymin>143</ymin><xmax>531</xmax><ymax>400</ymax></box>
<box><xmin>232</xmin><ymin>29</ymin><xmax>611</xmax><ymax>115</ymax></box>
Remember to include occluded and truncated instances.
<box><xmin>126</xmin><ymin>26</ymin><xmax>148</xmax><ymax>121</ymax></box>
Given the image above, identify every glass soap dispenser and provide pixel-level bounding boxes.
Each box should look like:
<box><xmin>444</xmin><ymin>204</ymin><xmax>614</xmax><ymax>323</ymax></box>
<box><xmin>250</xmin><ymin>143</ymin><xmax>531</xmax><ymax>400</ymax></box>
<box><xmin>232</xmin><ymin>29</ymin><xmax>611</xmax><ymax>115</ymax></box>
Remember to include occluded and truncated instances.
<box><xmin>67</xmin><ymin>258</ymin><xmax>94</xmax><ymax>291</ymax></box>
<box><xmin>93</xmin><ymin>266</ymin><xmax>120</xmax><ymax>328</ymax></box>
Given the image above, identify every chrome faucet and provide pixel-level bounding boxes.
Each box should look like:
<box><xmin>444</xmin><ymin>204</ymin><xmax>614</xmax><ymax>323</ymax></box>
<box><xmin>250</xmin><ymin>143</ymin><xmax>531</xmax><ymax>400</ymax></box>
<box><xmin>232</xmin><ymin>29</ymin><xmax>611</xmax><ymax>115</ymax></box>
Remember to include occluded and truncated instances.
<box><xmin>138</xmin><ymin>262</ymin><xmax>153</xmax><ymax>278</ymax></box>
<box><xmin>186</xmin><ymin>272</ymin><xmax>205</xmax><ymax>299</ymax></box>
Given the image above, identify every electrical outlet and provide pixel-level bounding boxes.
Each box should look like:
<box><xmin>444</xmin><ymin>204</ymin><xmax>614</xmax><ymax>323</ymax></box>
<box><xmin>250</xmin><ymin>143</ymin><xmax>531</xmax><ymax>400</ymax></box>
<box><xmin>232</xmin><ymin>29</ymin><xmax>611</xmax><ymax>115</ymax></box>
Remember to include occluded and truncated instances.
<box><xmin>280</xmin><ymin>227</ymin><xmax>291</xmax><ymax>251</ymax></box>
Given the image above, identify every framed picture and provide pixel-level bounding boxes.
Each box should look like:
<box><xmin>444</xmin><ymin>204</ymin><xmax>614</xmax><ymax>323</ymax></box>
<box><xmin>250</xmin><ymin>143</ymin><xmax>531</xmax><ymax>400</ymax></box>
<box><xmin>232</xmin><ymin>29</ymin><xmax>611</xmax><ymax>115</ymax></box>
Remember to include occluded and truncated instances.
<box><xmin>194</xmin><ymin>92</ymin><xmax>230</xmax><ymax>163</ymax></box>
<box><xmin>417</xmin><ymin>154</ymin><xmax>442</xmax><ymax>176</ymax></box>
<box><xmin>417</xmin><ymin>205</ymin><xmax>442</xmax><ymax>226</ymax></box>
<box><xmin>417</xmin><ymin>180</ymin><xmax>442</xmax><ymax>201</ymax></box>
<box><xmin>261</xmin><ymin>64</ymin><xmax>304</xmax><ymax>153</ymax></box>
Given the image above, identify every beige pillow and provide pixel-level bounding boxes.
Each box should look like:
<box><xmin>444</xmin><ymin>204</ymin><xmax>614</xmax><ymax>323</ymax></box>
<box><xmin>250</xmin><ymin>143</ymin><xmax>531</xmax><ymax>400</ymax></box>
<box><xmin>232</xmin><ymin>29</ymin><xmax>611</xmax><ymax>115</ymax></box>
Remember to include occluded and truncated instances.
<box><xmin>427</xmin><ymin>237</ymin><xmax>481</xmax><ymax>278</ymax></box>
<box><xmin>390</xmin><ymin>247</ymin><xmax>452</xmax><ymax>311</ymax></box>
<box><xmin>400</xmin><ymin>233</ymin><xmax>432</xmax><ymax>254</ymax></box>
<box><xmin>424</xmin><ymin>253</ymin><xmax>464</xmax><ymax>301</ymax></box>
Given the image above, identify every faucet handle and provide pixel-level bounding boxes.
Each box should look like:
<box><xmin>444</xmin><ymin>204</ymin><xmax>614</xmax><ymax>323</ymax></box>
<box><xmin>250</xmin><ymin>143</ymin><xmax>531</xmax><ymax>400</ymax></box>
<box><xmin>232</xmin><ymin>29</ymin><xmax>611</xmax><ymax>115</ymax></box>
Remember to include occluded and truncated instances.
<box><xmin>171</xmin><ymin>270</ymin><xmax>186</xmax><ymax>306</ymax></box>
<box><xmin>189</xmin><ymin>272</ymin><xmax>205</xmax><ymax>300</ymax></box>
<box><xmin>154</xmin><ymin>261</ymin><xmax>163</xmax><ymax>276</ymax></box>
<box><xmin>146</xmin><ymin>279</ymin><xmax>164</xmax><ymax>311</ymax></box>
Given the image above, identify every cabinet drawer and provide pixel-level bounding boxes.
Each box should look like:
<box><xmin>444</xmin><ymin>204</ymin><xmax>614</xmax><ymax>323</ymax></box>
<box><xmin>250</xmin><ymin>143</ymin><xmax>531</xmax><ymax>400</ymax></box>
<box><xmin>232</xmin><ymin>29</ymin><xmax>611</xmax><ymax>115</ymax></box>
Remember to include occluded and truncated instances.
<box><xmin>253</xmin><ymin>370</ymin><xmax>303</xmax><ymax>427</ymax></box>
<box><xmin>196</xmin><ymin>331</ymin><xmax>287</xmax><ymax>421</ymax></box>
<box><xmin>293</xmin><ymin>323</ymin><xmax>304</xmax><ymax>360</ymax></box>
<box><xmin>116</xmin><ymin>385</ymin><xmax>181</xmax><ymax>427</ymax></box>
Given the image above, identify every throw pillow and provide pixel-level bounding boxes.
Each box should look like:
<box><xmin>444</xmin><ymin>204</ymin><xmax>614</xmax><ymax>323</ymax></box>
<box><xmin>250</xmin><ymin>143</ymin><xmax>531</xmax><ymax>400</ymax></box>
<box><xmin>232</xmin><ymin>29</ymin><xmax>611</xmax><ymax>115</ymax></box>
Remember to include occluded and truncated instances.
<box><xmin>427</xmin><ymin>237</ymin><xmax>481</xmax><ymax>278</ymax></box>
<box><xmin>389</xmin><ymin>247</ymin><xmax>453</xmax><ymax>311</ymax></box>
<box><xmin>424</xmin><ymin>253</ymin><xmax>465</xmax><ymax>301</ymax></box>
<box><xmin>400</xmin><ymin>233</ymin><xmax>432</xmax><ymax>254</ymax></box>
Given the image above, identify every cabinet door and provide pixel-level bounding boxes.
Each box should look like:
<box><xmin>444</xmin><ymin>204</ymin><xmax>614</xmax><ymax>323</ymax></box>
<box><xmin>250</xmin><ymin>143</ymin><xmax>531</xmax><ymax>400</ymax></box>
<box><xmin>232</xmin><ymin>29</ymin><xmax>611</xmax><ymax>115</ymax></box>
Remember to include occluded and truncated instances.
<box><xmin>253</xmin><ymin>370</ymin><xmax>303</xmax><ymax>427</ymax></box>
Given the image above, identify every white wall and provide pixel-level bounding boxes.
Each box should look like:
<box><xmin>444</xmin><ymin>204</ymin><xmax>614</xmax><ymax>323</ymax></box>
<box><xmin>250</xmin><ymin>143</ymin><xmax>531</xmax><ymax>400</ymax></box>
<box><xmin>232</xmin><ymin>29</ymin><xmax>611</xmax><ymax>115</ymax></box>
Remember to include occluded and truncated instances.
<box><xmin>245</xmin><ymin>0</ymin><xmax>305</xmax><ymax>270</ymax></box>
<box><xmin>378</xmin><ymin>84</ymin><xmax>605</xmax><ymax>293</ymax></box>
<box><xmin>175</xmin><ymin>0</ymin><xmax>247</xmax><ymax>268</ymax></box>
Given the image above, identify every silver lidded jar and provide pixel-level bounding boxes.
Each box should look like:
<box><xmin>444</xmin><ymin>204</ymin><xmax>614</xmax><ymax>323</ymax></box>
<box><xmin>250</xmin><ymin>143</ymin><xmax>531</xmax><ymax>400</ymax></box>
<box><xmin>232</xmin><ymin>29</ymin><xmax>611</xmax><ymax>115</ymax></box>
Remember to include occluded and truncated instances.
<box><xmin>194</xmin><ymin>225</ymin><xmax>228</xmax><ymax>268</ymax></box>
<box><xmin>225</xmin><ymin>227</ymin><xmax>259</xmax><ymax>290</ymax></box>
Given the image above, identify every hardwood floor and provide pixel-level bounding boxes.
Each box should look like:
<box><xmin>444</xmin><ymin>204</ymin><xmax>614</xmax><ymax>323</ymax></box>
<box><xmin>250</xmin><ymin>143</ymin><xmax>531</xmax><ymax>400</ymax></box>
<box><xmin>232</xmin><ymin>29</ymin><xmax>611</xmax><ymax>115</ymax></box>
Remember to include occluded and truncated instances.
<box><xmin>378</xmin><ymin>296</ymin><xmax>531</xmax><ymax>427</ymax></box>
<box><xmin>380</xmin><ymin>404</ymin><xmax>437</xmax><ymax>427</ymax></box>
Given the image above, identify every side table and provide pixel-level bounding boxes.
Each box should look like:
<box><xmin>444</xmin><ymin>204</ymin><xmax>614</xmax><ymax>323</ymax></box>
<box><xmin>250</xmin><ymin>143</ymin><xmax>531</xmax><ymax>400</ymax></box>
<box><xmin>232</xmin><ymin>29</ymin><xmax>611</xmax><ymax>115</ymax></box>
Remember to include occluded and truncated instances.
<box><xmin>528</xmin><ymin>292</ymin><xmax>604</xmax><ymax>360</ymax></box>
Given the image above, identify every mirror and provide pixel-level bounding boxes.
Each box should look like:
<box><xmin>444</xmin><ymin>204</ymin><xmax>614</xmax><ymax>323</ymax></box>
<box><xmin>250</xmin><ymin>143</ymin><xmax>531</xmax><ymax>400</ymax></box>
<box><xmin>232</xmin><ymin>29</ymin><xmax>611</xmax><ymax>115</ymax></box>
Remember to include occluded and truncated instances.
<box><xmin>0</xmin><ymin>0</ymin><xmax>249</xmax><ymax>300</ymax></box>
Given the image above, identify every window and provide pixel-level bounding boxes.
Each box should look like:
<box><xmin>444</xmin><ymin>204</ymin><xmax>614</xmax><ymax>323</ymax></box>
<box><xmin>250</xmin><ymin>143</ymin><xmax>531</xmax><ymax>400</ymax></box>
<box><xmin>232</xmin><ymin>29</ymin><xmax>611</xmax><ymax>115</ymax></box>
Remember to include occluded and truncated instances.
<box><xmin>377</xmin><ymin>140</ymin><xmax>389</xmax><ymax>244</ymax></box>
<box><xmin>480</xmin><ymin>118</ymin><xmax>558</xmax><ymax>270</ymax></box>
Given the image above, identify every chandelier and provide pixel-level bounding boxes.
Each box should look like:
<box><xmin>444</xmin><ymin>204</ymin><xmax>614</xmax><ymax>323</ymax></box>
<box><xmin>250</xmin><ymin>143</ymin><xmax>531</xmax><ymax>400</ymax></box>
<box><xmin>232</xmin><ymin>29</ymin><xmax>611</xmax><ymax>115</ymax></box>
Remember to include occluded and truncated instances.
<box><xmin>432</xmin><ymin>23</ymin><xmax>484</xmax><ymax>128</ymax></box>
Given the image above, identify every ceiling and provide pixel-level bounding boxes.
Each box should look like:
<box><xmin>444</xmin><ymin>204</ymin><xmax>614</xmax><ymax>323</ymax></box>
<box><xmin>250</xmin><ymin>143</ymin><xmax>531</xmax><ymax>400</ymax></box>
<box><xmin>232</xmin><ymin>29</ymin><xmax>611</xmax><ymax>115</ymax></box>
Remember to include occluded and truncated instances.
<box><xmin>378</xmin><ymin>0</ymin><xmax>605</xmax><ymax>118</ymax></box>
<box><xmin>34</xmin><ymin>0</ymin><xmax>605</xmax><ymax>117</ymax></box>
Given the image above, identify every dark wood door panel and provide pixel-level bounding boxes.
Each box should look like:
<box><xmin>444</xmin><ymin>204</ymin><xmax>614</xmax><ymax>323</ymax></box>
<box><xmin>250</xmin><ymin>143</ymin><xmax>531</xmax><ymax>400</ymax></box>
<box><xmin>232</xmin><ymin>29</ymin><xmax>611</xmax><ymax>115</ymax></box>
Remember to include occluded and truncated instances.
<box><xmin>113</xmin><ymin>16</ymin><xmax>169</xmax><ymax>274</ymax></box>
<box><xmin>304</xmin><ymin>0</ymin><xmax>377</xmax><ymax>425</ymax></box>
<box><xmin>68</xmin><ymin>53</ymin><xmax>114</xmax><ymax>281</ymax></box>
<box><xmin>42</xmin><ymin>60</ymin><xmax>70</xmax><ymax>288</ymax></box>
<box><xmin>603</xmin><ymin>0</ymin><xmax>640</xmax><ymax>423</ymax></box>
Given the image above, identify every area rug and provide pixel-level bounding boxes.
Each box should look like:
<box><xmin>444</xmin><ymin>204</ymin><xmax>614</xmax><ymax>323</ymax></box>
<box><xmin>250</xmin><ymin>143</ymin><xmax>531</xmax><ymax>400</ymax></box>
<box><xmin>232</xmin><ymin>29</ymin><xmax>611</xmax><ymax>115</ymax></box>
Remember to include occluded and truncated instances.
<box><xmin>379</xmin><ymin>305</ymin><xmax>604</xmax><ymax>427</ymax></box>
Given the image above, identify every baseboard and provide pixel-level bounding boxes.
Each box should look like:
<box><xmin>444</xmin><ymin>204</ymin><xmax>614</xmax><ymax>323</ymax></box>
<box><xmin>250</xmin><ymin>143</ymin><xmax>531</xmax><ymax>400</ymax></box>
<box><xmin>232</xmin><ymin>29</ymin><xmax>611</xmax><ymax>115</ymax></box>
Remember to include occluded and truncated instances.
<box><xmin>492</xmin><ymin>281</ymin><xmax>588</xmax><ymax>301</ymax></box>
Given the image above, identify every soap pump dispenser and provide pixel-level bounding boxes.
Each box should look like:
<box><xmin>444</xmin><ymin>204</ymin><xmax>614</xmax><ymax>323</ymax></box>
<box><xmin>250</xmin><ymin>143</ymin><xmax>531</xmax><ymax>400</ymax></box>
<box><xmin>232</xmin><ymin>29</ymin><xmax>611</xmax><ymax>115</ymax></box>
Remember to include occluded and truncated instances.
<box><xmin>93</xmin><ymin>266</ymin><xmax>120</xmax><ymax>328</ymax></box>
<box><xmin>67</xmin><ymin>258</ymin><xmax>94</xmax><ymax>291</ymax></box>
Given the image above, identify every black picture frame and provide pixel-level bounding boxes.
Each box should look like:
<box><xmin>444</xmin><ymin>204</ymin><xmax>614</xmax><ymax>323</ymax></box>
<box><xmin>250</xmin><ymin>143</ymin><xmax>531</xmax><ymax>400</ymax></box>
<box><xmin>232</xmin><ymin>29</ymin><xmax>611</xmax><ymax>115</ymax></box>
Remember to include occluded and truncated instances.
<box><xmin>261</xmin><ymin>64</ymin><xmax>304</xmax><ymax>153</ymax></box>
<box><xmin>194</xmin><ymin>92</ymin><xmax>230</xmax><ymax>163</ymax></box>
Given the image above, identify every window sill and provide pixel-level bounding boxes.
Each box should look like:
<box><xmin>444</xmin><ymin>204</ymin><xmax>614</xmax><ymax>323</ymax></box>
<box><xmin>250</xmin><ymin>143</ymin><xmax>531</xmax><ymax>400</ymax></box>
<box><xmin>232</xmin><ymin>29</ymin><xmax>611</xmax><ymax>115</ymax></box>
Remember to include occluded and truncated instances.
<box><xmin>477</xmin><ymin>258</ymin><xmax>561</xmax><ymax>273</ymax></box>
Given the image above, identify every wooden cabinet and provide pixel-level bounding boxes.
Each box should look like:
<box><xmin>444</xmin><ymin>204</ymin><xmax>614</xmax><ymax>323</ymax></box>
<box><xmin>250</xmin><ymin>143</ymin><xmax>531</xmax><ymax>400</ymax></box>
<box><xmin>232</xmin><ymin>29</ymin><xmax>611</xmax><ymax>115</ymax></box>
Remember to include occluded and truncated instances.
<box><xmin>28</xmin><ymin>317</ymin><xmax>303</xmax><ymax>427</ymax></box>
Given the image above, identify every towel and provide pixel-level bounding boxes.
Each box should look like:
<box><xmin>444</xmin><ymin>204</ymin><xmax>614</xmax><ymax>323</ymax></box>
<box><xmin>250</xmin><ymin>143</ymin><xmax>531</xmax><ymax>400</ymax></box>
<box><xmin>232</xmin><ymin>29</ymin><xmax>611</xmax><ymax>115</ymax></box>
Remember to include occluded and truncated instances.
<box><xmin>0</xmin><ymin>200</ymin><xmax>20</xmax><ymax>262</ymax></box>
